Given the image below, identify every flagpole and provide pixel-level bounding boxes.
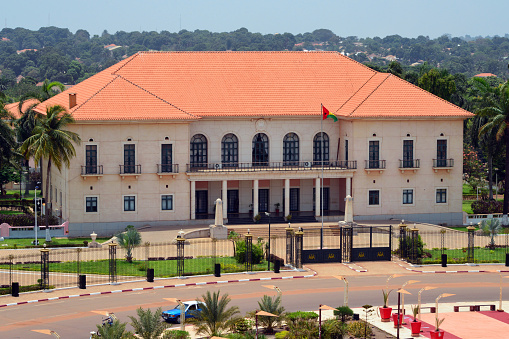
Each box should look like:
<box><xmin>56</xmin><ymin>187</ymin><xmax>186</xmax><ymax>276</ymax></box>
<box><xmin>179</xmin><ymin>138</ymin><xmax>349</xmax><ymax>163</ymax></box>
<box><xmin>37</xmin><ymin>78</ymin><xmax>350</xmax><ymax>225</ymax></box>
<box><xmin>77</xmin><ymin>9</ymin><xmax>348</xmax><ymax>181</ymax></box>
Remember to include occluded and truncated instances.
<box><xmin>320</xmin><ymin>104</ymin><xmax>324</xmax><ymax>250</ymax></box>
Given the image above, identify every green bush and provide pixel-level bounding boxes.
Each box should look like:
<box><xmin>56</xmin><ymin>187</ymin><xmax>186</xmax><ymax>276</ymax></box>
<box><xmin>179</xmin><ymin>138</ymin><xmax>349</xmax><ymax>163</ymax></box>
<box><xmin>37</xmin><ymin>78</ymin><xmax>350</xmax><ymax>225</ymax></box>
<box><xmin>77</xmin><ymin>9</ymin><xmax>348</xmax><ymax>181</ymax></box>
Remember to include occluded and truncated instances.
<box><xmin>347</xmin><ymin>321</ymin><xmax>372</xmax><ymax>337</ymax></box>
<box><xmin>322</xmin><ymin>319</ymin><xmax>347</xmax><ymax>339</ymax></box>
<box><xmin>472</xmin><ymin>199</ymin><xmax>503</xmax><ymax>214</ymax></box>
<box><xmin>233</xmin><ymin>318</ymin><xmax>253</xmax><ymax>333</ymax></box>
<box><xmin>275</xmin><ymin>331</ymin><xmax>290</xmax><ymax>339</ymax></box>
<box><xmin>285</xmin><ymin>311</ymin><xmax>318</xmax><ymax>324</ymax></box>
<box><xmin>0</xmin><ymin>284</ymin><xmax>55</xmax><ymax>295</ymax></box>
<box><xmin>234</xmin><ymin>240</ymin><xmax>264</xmax><ymax>264</ymax></box>
<box><xmin>162</xmin><ymin>330</ymin><xmax>190</xmax><ymax>339</ymax></box>
<box><xmin>333</xmin><ymin>306</ymin><xmax>353</xmax><ymax>322</ymax></box>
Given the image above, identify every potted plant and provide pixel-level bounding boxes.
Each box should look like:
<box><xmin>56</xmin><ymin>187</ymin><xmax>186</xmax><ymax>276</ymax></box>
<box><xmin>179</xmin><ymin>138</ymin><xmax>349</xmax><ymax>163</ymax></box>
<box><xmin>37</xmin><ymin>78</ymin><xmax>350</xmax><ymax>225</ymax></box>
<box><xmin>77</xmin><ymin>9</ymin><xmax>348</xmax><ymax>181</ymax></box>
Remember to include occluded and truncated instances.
<box><xmin>430</xmin><ymin>317</ymin><xmax>445</xmax><ymax>339</ymax></box>
<box><xmin>274</xmin><ymin>203</ymin><xmax>281</xmax><ymax>215</ymax></box>
<box><xmin>285</xmin><ymin>214</ymin><xmax>292</xmax><ymax>222</ymax></box>
<box><xmin>379</xmin><ymin>289</ymin><xmax>392</xmax><ymax>322</ymax></box>
<box><xmin>410</xmin><ymin>305</ymin><xmax>421</xmax><ymax>337</ymax></box>
<box><xmin>254</xmin><ymin>213</ymin><xmax>261</xmax><ymax>223</ymax></box>
<box><xmin>392</xmin><ymin>311</ymin><xmax>403</xmax><ymax>328</ymax></box>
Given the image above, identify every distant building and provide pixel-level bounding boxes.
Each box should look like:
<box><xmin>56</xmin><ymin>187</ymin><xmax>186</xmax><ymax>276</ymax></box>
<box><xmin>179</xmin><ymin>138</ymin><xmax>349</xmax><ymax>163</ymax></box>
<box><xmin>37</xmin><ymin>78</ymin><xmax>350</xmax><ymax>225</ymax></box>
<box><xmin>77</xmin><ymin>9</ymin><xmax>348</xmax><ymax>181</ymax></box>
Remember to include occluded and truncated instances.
<box><xmin>33</xmin><ymin>51</ymin><xmax>472</xmax><ymax>236</ymax></box>
<box><xmin>104</xmin><ymin>44</ymin><xmax>122</xmax><ymax>51</ymax></box>
<box><xmin>474</xmin><ymin>73</ymin><xmax>497</xmax><ymax>78</ymax></box>
<box><xmin>16</xmin><ymin>49</ymin><xmax>37</xmax><ymax>54</ymax></box>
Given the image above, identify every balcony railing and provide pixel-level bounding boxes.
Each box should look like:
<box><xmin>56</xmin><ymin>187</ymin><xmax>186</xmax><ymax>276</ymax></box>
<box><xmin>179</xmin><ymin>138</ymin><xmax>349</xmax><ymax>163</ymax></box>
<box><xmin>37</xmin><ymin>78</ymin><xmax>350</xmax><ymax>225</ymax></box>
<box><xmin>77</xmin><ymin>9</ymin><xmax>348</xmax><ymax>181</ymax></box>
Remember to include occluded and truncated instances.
<box><xmin>157</xmin><ymin>164</ymin><xmax>179</xmax><ymax>173</ymax></box>
<box><xmin>186</xmin><ymin>160</ymin><xmax>357</xmax><ymax>173</ymax></box>
<box><xmin>398</xmin><ymin>159</ymin><xmax>420</xmax><ymax>169</ymax></box>
<box><xmin>119</xmin><ymin>164</ymin><xmax>141</xmax><ymax>174</ymax></box>
<box><xmin>433</xmin><ymin>159</ymin><xmax>454</xmax><ymax>168</ymax></box>
<box><xmin>364</xmin><ymin>160</ymin><xmax>386</xmax><ymax>169</ymax></box>
<box><xmin>81</xmin><ymin>165</ymin><xmax>103</xmax><ymax>175</ymax></box>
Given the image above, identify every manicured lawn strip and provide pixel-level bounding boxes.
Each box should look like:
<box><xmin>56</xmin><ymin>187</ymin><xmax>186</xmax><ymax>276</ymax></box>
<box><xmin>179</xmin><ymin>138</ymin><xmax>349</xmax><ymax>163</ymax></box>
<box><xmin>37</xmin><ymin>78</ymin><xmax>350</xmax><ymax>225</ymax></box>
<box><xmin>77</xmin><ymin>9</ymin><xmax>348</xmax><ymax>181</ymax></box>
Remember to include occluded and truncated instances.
<box><xmin>0</xmin><ymin>189</ymin><xmax>41</xmax><ymax>200</ymax></box>
<box><xmin>462</xmin><ymin>200</ymin><xmax>474</xmax><ymax>214</ymax></box>
<box><xmin>423</xmin><ymin>248</ymin><xmax>506</xmax><ymax>264</ymax></box>
<box><xmin>0</xmin><ymin>237</ymin><xmax>110</xmax><ymax>248</ymax></box>
<box><xmin>0</xmin><ymin>257</ymin><xmax>268</xmax><ymax>277</ymax></box>
<box><xmin>0</xmin><ymin>210</ymin><xmax>24</xmax><ymax>215</ymax></box>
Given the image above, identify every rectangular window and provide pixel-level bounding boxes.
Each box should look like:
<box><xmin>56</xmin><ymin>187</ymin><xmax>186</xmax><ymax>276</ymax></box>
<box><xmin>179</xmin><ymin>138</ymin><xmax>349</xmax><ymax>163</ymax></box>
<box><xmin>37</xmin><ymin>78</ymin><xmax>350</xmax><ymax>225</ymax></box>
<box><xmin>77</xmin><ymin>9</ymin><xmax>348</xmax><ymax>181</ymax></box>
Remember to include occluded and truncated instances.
<box><xmin>403</xmin><ymin>140</ymin><xmax>413</xmax><ymax>168</ymax></box>
<box><xmin>437</xmin><ymin>140</ymin><xmax>447</xmax><ymax>167</ymax></box>
<box><xmin>161</xmin><ymin>144</ymin><xmax>172</xmax><ymax>172</ymax></box>
<box><xmin>124</xmin><ymin>144</ymin><xmax>136</xmax><ymax>173</ymax></box>
<box><xmin>124</xmin><ymin>196</ymin><xmax>136</xmax><ymax>211</ymax></box>
<box><xmin>345</xmin><ymin>140</ymin><xmax>349</xmax><ymax>161</ymax></box>
<box><xmin>86</xmin><ymin>197</ymin><xmax>98</xmax><ymax>212</ymax></box>
<box><xmin>368</xmin><ymin>141</ymin><xmax>380</xmax><ymax>168</ymax></box>
<box><xmin>368</xmin><ymin>190</ymin><xmax>380</xmax><ymax>206</ymax></box>
<box><xmin>403</xmin><ymin>189</ymin><xmax>414</xmax><ymax>204</ymax></box>
<box><xmin>86</xmin><ymin>145</ymin><xmax>98</xmax><ymax>174</ymax></box>
<box><xmin>161</xmin><ymin>195</ymin><xmax>173</xmax><ymax>211</ymax></box>
<box><xmin>436</xmin><ymin>189</ymin><xmax>447</xmax><ymax>203</ymax></box>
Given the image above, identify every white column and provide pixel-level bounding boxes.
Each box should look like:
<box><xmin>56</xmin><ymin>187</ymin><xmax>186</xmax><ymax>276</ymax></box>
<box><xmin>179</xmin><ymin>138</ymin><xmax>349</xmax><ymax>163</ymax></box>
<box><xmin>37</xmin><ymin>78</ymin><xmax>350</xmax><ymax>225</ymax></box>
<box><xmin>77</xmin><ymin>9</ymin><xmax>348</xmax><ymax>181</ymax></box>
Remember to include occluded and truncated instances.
<box><xmin>253</xmin><ymin>179</ymin><xmax>259</xmax><ymax>217</ymax></box>
<box><xmin>315</xmin><ymin>177</ymin><xmax>321</xmax><ymax>217</ymax></box>
<box><xmin>346</xmin><ymin>177</ymin><xmax>351</xmax><ymax>197</ymax></box>
<box><xmin>190</xmin><ymin>180</ymin><xmax>196</xmax><ymax>220</ymax></box>
<box><xmin>222</xmin><ymin>180</ymin><xmax>228</xmax><ymax>220</ymax></box>
<box><xmin>284</xmin><ymin>178</ymin><xmax>290</xmax><ymax>218</ymax></box>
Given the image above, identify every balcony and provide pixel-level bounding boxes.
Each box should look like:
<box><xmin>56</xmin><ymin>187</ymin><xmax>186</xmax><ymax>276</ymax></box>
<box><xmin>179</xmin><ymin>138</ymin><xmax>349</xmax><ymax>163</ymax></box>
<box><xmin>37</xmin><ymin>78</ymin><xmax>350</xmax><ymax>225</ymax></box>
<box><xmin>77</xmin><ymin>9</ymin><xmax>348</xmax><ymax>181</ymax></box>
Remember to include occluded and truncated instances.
<box><xmin>364</xmin><ymin>160</ymin><xmax>386</xmax><ymax>173</ymax></box>
<box><xmin>432</xmin><ymin>158</ymin><xmax>454</xmax><ymax>172</ymax></box>
<box><xmin>119</xmin><ymin>164</ymin><xmax>141</xmax><ymax>179</ymax></box>
<box><xmin>186</xmin><ymin>160</ymin><xmax>357</xmax><ymax>173</ymax></box>
<box><xmin>80</xmin><ymin>165</ymin><xmax>103</xmax><ymax>179</ymax></box>
<box><xmin>157</xmin><ymin>164</ymin><xmax>179</xmax><ymax>178</ymax></box>
<box><xmin>398</xmin><ymin>159</ymin><xmax>420</xmax><ymax>173</ymax></box>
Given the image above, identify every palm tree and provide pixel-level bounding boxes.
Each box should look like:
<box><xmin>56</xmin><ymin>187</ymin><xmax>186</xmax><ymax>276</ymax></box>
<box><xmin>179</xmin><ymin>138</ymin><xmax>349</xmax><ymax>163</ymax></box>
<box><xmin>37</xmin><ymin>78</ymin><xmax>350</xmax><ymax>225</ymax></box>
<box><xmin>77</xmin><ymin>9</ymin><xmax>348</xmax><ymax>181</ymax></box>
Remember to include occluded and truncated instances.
<box><xmin>480</xmin><ymin>218</ymin><xmax>502</xmax><ymax>248</ymax></box>
<box><xmin>116</xmin><ymin>225</ymin><xmax>142</xmax><ymax>263</ymax></box>
<box><xmin>189</xmin><ymin>290</ymin><xmax>240</xmax><ymax>336</ymax></box>
<box><xmin>476</xmin><ymin>80</ymin><xmax>509</xmax><ymax>224</ymax></box>
<box><xmin>19</xmin><ymin>104</ymin><xmax>81</xmax><ymax>224</ymax></box>
<box><xmin>0</xmin><ymin>93</ymin><xmax>17</xmax><ymax>195</ymax></box>
<box><xmin>128</xmin><ymin>307</ymin><xmax>168</xmax><ymax>339</ymax></box>
<box><xmin>257</xmin><ymin>295</ymin><xmax>285</xmax><ymax>333</ymax></box>
<box><xmin>91</xmin><ymin>319</ymin><xmax>135</xmax><ymax>339</ymax></box>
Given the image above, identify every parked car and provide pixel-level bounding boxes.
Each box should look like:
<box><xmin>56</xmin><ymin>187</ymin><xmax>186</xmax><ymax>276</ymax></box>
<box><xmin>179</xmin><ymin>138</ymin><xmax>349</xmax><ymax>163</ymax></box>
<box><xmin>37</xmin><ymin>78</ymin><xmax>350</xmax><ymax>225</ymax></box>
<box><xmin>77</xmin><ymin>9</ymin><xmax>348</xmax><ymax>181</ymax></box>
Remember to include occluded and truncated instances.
<box><xmin>161</xmin><ymin>300</ymin><xmax>204</xmax><ymax>323</ymax></box>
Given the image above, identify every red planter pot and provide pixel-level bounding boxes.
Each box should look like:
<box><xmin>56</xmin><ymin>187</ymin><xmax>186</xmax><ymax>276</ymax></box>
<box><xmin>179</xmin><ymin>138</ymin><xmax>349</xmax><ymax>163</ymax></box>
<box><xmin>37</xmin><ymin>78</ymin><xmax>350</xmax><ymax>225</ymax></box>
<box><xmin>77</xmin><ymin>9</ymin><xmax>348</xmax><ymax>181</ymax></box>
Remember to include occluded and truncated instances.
<box><xmin>379</xmin><ymin>307</ymin><xmax>392</xmax><ymax>322</ymax></box>
<box><xmin>392</xmin><ymin>313</ymin><xmax>404</xmax><ymax>328</ymax></box>
<box><xmin>430</xmin><ymin>330</ymin><xmax>445</xmax><ymax>339</ymax></box>
<box><xmin>410</xmin><ymin>321</ymin><xmax>422</xmax><ymax>337</ymax></box>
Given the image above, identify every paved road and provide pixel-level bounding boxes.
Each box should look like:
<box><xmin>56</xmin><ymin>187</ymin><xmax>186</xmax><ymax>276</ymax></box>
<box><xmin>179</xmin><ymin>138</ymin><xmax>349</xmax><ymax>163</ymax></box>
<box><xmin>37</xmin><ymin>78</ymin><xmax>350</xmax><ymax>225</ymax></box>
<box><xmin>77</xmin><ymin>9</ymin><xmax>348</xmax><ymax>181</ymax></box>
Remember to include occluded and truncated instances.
<box><xmin>1</xmin><ymin>272</ymin><xmax>508</xmax><ymax>338</ymax></box>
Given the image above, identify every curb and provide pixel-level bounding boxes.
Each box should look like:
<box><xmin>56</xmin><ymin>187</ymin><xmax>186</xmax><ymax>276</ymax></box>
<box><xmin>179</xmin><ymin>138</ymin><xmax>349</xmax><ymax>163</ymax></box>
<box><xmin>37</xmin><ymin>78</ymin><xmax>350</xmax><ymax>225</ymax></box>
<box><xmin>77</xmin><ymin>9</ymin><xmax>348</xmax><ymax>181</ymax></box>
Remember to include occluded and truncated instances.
<box><xmin>0</xmin><ymin>273</ymin><xmax>315</xmax><ymax>309</ymax></box>
<box><xmin>394</xmin><ymin>260</ymin><xmax>509</xmax><ymax>274</ymax></box>
<box><xmin>342</xmin><ymin>262</ymin><xmax>367</xmax><ymax>273</ymax></box>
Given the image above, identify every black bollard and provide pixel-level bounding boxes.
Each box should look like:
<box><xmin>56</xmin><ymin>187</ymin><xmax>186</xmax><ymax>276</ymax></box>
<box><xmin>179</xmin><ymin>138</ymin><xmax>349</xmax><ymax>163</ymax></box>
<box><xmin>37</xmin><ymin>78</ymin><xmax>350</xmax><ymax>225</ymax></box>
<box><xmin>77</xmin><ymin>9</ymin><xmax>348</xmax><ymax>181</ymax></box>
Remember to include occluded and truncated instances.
<box><xmin>506</xmin><ymin>253</ymin><xmax>509</xmax><ymax>267</ymax></box>
<box><xmin>147</xmin><ymin>268</ymin><xmax>154</xmax><ymax>282</ymax></box>
<box><xmin>79</xmin><ymin>274</ymin><xmax>87</xmax><ymax>289</ymax></box>
<box><xmin>441</xmin><ymin>254</ymin><xmax>447</xmax><ymax>267</ymax></box>
<box><xmin>214</xmin><ymin>263</ymin><xmax>221</xmax><ymax>277</ymax></box>
<box><xmin>274</xmin><ymin>259</ymin><xmax>280</xmax><ymax>273</ymax></box>
<box><xmin>12</xmin><ymin>282</ymin><xmax>19</xmax><ymax>297</ymax></box>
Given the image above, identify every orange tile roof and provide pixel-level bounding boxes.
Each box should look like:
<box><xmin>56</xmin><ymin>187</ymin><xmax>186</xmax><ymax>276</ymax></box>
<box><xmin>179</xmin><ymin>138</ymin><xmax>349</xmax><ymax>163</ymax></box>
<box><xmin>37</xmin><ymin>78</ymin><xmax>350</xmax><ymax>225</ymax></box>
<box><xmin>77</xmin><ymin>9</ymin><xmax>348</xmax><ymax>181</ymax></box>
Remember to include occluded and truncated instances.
<box><xmin>474</xmin><ymin>73</ymin><xmax>497</xmax><ymax>77</ymax></box>
<box><xmin>4</xmin><ymin>99</ymin><xmax>40</xmax><ymax>119</ymax></box>
<box><xmin>37</xmin><ymin>51</ymin><xmax>473</xmax><ymax>121</ymax></box>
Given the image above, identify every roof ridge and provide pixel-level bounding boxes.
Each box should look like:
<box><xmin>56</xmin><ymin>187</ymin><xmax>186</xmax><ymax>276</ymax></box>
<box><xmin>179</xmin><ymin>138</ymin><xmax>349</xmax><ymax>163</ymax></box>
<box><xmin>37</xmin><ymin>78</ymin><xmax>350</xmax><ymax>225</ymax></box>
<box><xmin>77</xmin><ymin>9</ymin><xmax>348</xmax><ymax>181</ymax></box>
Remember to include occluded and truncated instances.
<box><xmin>116</xmin><ymin>75</ymin><xmax>199</xmax><ymax>119</ymax></box>
<box><xmin>72</xmin><ymin>75</ymin><xmax>121</xmax><ymax>112</ymax></box>
<box><xmin>111</xmin><ymin>53</ymin><xmax>139</xmax><ymax>75</ymax></box>
<box><xmin>135</xmin><ymin>50</ymin><xmax>340</xmax><ymax>54</ymax></box>
<box><xmin>335</xmin><ymin>72</ymin><xmax>378</xmax><ymax>114</ymax></box>
<box><xmin>347</xmin><ymin>73</ymin><xmax>390</xmax><ymax>116</ymax></box>
<box><xmin>389</xmin><ymin>74</ymin><xmax>473</xmax><ymax>116</ymax></box>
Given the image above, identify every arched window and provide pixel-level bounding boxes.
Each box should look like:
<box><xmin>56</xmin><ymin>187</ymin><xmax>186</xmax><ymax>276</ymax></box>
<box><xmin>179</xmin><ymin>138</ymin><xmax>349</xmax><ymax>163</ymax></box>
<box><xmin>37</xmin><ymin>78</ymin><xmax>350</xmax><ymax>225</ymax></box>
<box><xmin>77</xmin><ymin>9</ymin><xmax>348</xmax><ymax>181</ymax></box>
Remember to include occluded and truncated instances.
<box><xmin>313</xmin><ymin>133</ymin><xmax>329</xmax><ymax>165</ymax></box>
<box><xmin>252</xmin><ymin>133</ymin><xmax>269</xmax><ymax>166</ymax></box>
<box><xmin>283</xmin><ymin>133</ymin><xmax>299</xmax><ymax>166</ymax></box>
<box><xmin>190</xmin><ymin>134</ymin><xmax>207</xmax><ymax>167</ymax></box>
<box><xmin>221</xmin><ymin>133</ymin><xmax>238</xmax><ymax>167</ymax></box>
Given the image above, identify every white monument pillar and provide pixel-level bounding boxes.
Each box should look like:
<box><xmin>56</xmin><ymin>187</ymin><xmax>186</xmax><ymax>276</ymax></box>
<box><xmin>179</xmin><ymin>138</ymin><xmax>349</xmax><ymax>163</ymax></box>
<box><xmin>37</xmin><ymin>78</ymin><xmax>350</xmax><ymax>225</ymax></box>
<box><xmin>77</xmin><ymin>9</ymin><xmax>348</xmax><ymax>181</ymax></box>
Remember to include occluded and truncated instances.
<box><xmin>346</xmin><ymin>177</ymin><xmax>351</xmax><ymax>197</ymax></box>
<box><xmin>284</xmin><ymin>178</ymin><xmax>290</xmax><ymax>217</ymax></box>
<box><xmin>222</xmin><ymin>180</ymin><xmax>228</xmax><ymax>220</ymax></box>
<box><xmin>190</xmin><ymin>180</ymin><xmax>196</xmax><ymax>220</ymax></box>
<box><xmin>344</xmin><ymin>195</ymin><xmax>353</xmax><ymax>223</ymax></box>
<box><xmin>253</xmin><ymin>179</ymin><xmax>259</xmax><ymax>217</ymax></box>
<box><xmin>315</xmin><ymin>177</ymin><xmax>321</xmax><ymax>217</ymax></box>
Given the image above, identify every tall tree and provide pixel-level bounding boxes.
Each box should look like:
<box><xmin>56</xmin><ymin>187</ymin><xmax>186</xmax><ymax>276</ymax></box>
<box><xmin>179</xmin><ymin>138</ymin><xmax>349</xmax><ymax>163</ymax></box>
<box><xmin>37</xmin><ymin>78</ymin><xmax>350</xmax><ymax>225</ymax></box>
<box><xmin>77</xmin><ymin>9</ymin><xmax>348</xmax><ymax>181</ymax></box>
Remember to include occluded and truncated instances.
<box><xmin>189</xmin><ymin>290</ymin><xmax>240</xmax><ymax>336</ymax></box>
<box><xmin>20</xmin><ymin>104</ymin><xmax>81</xmax><ymax>224</ymax></box>
<box><xmin>0</xmin><ymin>92</ymin><xmax>17</xmax><ymax>195</ymax></box>
<box><xmin>477</xmin><ymin>80</ymin><xmax>509</xmax><ymax>224</ymax></box>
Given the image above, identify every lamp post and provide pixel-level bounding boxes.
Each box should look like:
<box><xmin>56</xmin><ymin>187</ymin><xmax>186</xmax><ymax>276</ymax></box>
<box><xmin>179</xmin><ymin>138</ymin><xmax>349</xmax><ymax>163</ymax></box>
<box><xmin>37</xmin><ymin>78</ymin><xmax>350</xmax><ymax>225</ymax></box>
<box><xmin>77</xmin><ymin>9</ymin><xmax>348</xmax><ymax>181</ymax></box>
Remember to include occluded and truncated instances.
<box><xmin>435</xmin><ymin>293</ymin><xmax>455</xmax><ymax>330</ymax></box>
<box><xmin>265</xmin><ymin>211</ymin><xmax>271</xmax><ymax>271</ymax></box>
<box><xmin>34</xmin><ymin>186</ymin><xmax>39</xmax><ymax>245</ymax></box>
<box><xmin>319</xmin><ymin>304</ymin><xmax>336</xmax><ymax>339</ymax></box>
<box><xmin>400</xmin><ymin>280</ymin><xmax>420</xmax><ymax>322</ymax></box>
<box><xmin>418</xmin><ymin>286</ymin><xmax>437</xmax><ymax>321</ymax></box>
<box><xmin>262</xmin><ymin>285</ymin><xmax>282</xmax><ymax>300</ymax></box>
<box><xmin>333</xmin><ymin>275</ymin><xmax>349</xmax><ymax>306</ymax></box>
<box><xmin>498</xmin><ymin>274</ymin><xmax>509</xmax><ymax>312</ymax></box>
<box><xmin>396</xmin><ymin>289</ymin><xmax>412</xmax><ymax>339</ymax></box>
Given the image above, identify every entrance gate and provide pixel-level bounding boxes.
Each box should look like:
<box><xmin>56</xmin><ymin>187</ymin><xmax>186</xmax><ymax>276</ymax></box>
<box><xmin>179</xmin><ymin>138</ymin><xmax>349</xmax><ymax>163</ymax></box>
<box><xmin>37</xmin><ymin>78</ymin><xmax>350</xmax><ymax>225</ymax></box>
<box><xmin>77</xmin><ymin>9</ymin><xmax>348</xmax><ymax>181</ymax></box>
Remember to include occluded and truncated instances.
<box><xmin>300</xmin><ymin>225</ymin><xmax>392</xmax><ymax>264</ymax></box>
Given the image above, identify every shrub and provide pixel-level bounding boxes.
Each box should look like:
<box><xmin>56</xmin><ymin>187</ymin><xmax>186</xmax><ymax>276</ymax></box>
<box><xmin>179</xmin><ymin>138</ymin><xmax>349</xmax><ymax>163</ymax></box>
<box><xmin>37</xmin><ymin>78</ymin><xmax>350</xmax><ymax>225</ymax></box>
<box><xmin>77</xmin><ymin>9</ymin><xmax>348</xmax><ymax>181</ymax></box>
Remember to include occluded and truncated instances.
<box><xmin>233</xmin><ymin>318</ymin><xmax>252</xmax><ymax>333</ymax></box>
<box><xmin>333</xmin><ymin>306</ymin><xmax>353</xmax><ymax>322</ymax></box>
<box><xmin>275</xmin><ymin>331</ymin><xmax>290</xmax><ymax>339</ymax></box>
<box><xmin>0</xmin><ymin>214</ymin><xmax>59</xmax><ymax>226</ymax></box>
<box><xmin>472</xmin><ymin>199</ymin><xmax>503</xmax><ymax>214</ymax></box>
<box><xmin>234</xmin><ymin>240</ymin><xmax>264</xmax><ymax>264</ymax></box>
<box><xmin>347</xmin><ymin>321</ymin><xmax>372</xmax><ymax>337</ymax></box>
<box><xmin>285</xmin><ymin>311</ymin><xmax>318</xmax><ymax>324</ymax></box>
<box><xmin>162</xmin><ymin>330</ymin><xmax>190</xmax><ymax>339</ymax></box>
<box><xmin>322</xmin><ymin>319</ymin><xmax>347</xmax><ymax>339</ymax></box>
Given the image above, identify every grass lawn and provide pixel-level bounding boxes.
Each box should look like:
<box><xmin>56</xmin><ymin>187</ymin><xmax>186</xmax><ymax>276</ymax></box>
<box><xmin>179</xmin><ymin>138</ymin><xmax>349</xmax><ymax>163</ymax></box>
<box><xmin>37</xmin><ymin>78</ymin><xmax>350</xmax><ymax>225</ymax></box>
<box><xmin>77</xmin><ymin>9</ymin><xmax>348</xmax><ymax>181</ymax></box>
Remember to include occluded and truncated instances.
<box><xmin>463</xmin><ymin>200</ymin><xmax>474</xmax><ymax>214</ymax></box>
<box><xmin>463</xmin><ymin>184</ymin><xmax>475</xmax><ymax>195</ymax></box>
<box><xmin>0</xmin><ymin>237</ymin><xmax>110</xmax><ymax>249</ymax></box>
<box><xmin>423</xmin><ymin>247</ymin><xmax>506</xmax><ymax>264</ymax></box>
<box><xmin>0</xmin><ymin>189</ymin><xmax>41</xmax><ymax>200</ymax></box>
<box><xmin>0</xmin><ymin>210</ymin><xmax>24</xmax><ymax>215</ymax></box>
<box><xmin>0</xmin><ymin>257</ymin><xmax>268</xmax><ymax>277</ymax></box>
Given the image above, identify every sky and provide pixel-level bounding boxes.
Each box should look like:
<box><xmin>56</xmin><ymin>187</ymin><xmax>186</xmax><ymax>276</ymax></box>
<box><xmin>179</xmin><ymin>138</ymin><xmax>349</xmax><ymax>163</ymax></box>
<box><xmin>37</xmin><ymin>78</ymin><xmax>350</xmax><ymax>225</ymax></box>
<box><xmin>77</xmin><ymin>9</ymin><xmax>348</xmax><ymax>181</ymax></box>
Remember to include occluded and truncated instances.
<box><xmin>3</xmin><ymin>0</ymin><xmax>509</xmax><ymax>39</ymax></box>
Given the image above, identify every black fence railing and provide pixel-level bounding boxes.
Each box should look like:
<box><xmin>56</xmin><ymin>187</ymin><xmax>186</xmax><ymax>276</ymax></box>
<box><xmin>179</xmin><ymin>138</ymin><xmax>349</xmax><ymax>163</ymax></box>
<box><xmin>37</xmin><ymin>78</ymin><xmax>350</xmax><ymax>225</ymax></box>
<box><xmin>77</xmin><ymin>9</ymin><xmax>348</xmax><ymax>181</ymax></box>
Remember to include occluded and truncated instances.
<box><xmin>364</xmin><ymin>160</ymin><xmax>386</xmax><ymax>169</ymax></box>
<box><xmin>81</xmin><ymin>165</ymin><xmax>103</xmax><ymax>175</ymax></box>
<box><xmin>433</xmin><ymin>158</ymin><xmax>454</xmax><ymax>168</ymax></box>
<box><xmin>398</xmin><ymin>159</ymin><xmax>420</xmax><ymax>169</ymax></box>
<box><xmin>186</xmin><ymin>160</ymin><xmax>356</xmax><ymax>172</ymax></box>
<box><xmin>119</xmin><ymin>165</ymin><xmax>141</xmax><ymax>174</ymax></box>
<box><xmin>157</xmin><ymin>164</ymin><xmax>179</xmax><ymax>173</ymax></box>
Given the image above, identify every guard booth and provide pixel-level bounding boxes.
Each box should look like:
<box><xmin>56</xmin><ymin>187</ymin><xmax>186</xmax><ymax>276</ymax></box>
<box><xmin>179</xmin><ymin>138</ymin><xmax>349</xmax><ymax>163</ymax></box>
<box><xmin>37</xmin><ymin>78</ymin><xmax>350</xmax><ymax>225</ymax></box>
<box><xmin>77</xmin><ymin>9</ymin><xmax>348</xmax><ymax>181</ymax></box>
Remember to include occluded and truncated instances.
<box><xmin>300</xmin><ymin>225</ymin><xmax>392</xmax><ymax>264</ymax></box>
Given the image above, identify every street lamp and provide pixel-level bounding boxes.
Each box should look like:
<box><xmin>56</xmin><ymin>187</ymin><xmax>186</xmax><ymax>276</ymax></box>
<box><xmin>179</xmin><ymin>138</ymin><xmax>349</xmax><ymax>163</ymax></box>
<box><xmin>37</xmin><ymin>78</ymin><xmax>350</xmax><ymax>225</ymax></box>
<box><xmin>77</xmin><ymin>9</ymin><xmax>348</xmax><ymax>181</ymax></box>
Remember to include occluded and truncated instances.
<box><xmin>31</xmin><ymin>329</ymin><xmax>60</xmax><ymax>338</ymax></box>
<box><xmin>396</xmin><ymin>289</ymin><xmax>412</xmax><ymax>339</ymax></box>
<box><xmin>400</xmin><ymin>280</ymin><xmax>420</xmax><ymax>322</ymax></box>
<box><xmin>34</xmin><ymin>186</ymin><xmax>39</xmax><ymax>245</ymax></box>
<box><xmin>435</xmin><ymin>293</ymin><xmax>455</xmax><ymax>330</ymax></box>
<box><xmin>333</xmin><ymin>275</ymin><xmax>349</xmax><ymax>306</ymax></box>
<box><xmin>418</xmin><ymin>286</ymin><xmax>437</xmax><ymax>321</ymax></box>
<box><xmin>319</xmin><ymin>304</ymin><xmax>336</xmax><ymax>339</ymax></box>
<box><xmin>265</xmin><ymin>212</ymin><xmax>271</xmax><ymax>271</ymax></box>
